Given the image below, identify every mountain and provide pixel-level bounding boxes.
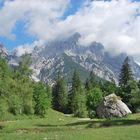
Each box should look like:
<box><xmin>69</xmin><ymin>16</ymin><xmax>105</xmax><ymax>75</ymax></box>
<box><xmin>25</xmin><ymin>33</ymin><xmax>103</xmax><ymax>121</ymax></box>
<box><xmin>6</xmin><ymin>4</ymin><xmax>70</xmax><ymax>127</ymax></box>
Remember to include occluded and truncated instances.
<box><xmin>38</xmin><ymin>53</ymin><xmax>90</xmax><ymax>84</ymax></box>
<box><xmin>9</xmin><ymin>33</ymin><xmax>140</xmax><ymax>84</ymax></box>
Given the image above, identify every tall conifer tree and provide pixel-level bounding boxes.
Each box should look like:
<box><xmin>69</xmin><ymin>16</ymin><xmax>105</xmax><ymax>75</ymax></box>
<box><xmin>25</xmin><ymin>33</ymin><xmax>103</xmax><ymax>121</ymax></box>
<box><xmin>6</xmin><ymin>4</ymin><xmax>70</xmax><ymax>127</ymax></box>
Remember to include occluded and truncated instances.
<box><xmin>119</xmin><ymin>57</ymin><xmax>133</xmax><ymax>87</ymax></box>
<box><xmin>52</xmin><ymin>75</ymin><xmax>68</xmax><ymax>113</ymax></box>
<box><xmin>70</xmin><ymin>70</ymin><xmax>87</xmax><ymax>117</ymax></box>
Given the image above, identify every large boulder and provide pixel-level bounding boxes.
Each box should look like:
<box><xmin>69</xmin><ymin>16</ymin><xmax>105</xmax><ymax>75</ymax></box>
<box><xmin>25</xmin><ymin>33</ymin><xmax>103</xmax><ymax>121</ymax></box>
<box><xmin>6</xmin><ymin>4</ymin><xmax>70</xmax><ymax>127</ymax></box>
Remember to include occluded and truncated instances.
<box><xmin>97</xmin><ymin>93</ymin><xmax>132</xmax><ymax>118</ymax></box>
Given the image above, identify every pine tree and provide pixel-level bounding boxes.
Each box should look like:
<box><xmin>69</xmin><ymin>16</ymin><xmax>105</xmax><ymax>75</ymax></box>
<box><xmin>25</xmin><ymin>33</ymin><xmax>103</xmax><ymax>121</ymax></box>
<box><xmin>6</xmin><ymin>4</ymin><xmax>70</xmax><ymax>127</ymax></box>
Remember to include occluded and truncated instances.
<box><xmin>52</xmin><ymin>75</ymin><xmax>68</xmax><ymax>113</ymax></box>
<box><xmin>89</xmin><ymin>71</ymin><xmax>96</xmax><ymax>86</ymax></box>
<box><xmin>119</xmin><ymin>57</ymin><xmax>133</xmax><ymax>87</ymax></box>
<box><xmin>118</xmin><ymin>57</ymin><xmax>136</xmax><ymax>111</ymax></box>
<box><xmin>85</xmin><ymin>71</ymin><xmax>99</xmax><ymax>91</ymax></box>
<box><xmin>33</xmin><ymin>82</ymin><xmax>50</xmax><ymax>116</ymax></box>
<box><xmin>69</xmin><ymin>70</ymin><xmax>87</xmax><ymax>117</ymax></box>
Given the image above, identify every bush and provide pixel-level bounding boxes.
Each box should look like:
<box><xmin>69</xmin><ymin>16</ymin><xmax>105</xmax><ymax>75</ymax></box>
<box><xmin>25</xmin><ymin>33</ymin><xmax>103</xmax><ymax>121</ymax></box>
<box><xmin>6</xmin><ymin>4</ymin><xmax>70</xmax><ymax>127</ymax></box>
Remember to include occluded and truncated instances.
<box><xmin>87</xmin><ymin>87</ymin><xmax>103</xmax><ymax>119</ymax></box>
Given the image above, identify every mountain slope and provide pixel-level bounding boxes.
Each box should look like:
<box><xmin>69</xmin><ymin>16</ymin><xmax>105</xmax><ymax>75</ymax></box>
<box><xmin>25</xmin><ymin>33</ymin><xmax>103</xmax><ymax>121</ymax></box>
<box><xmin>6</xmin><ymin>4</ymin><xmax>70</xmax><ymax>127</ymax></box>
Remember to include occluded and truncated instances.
<box><xmin>38</xmin><ymin>53</ymin><xmax>90</xmax><ymax>84</ymax></box>
<box><xmin>10</xmin><ymin>33</ymin><xmax>140</xmax><ymax>84</ymax></box>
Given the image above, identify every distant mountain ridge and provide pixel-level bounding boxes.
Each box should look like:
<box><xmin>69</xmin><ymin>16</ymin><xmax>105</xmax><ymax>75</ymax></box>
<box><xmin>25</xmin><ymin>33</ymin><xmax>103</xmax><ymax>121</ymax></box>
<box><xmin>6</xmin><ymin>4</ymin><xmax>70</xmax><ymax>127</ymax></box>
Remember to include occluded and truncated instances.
<box><xmin>2</xmin><ymin>33</ymin><xmax>140</xmax><ymax>84</ymax></box>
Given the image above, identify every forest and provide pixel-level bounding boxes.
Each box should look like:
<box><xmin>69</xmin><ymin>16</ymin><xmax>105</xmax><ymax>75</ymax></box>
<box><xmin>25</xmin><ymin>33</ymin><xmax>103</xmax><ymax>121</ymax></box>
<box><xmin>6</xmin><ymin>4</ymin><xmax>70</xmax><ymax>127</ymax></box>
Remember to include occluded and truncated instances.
<box><xmin>0</xmin><ymin>55</ymin><xmax>140</xmax><ymax>120</ymax></box>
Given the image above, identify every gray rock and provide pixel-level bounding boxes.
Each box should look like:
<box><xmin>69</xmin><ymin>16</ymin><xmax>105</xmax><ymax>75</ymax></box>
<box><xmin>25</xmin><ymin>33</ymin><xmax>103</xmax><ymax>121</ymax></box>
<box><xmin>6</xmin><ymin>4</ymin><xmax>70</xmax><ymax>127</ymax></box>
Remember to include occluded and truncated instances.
<box><xmin>97</xmin><ymin>93</ymin><xmax>132</xmax><ymax>118</ymax></box>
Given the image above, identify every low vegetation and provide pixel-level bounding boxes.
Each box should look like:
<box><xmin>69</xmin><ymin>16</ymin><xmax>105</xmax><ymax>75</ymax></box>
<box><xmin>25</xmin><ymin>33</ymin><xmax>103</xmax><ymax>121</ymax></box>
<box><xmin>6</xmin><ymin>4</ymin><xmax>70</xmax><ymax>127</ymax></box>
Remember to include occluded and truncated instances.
<box><xmin>0</xmin><ymin>109</ymin><xmax>140</xmax><ymax>140</ymax></box>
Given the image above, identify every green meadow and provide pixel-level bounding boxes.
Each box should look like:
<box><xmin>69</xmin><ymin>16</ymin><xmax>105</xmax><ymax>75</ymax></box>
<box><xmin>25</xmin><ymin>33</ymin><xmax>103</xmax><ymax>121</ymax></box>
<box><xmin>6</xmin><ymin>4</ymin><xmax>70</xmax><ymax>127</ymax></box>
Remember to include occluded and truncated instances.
<box><xmin>0</xmin><ymin>109</ymin><xmax>140</xmax><ymax>140</ymax></box>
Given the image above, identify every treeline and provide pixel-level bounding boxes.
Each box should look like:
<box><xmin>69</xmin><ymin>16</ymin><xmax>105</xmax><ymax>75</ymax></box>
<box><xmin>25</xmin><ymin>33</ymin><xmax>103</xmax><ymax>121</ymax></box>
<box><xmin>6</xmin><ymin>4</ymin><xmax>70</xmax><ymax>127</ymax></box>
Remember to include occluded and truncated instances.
<box><xmin>52</xmin><ymin>56</ymin><xmax>140</xmax><ymax>118</ymax></box>
<box><xmin>52</xmin><ymin>70</ymin><xmax>117</xmax><ymax>118</ymax></box>
<box><xmin>0</xmin><ymin>55</ymin><xmax>140</xmax><ymax>120</ymax></box>
<box><xmin>0</xmin><ymin>55</ymin><xmax>51</xmax><ymax>119</ymax></box>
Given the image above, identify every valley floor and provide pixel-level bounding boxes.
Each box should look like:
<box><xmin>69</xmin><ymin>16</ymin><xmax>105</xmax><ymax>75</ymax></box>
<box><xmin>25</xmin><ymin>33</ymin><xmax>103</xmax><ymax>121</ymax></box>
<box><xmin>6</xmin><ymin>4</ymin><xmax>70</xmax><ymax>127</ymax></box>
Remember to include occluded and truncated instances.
<box><xmin>0</xmin><ymin>109</ymin><xmax>140</xmax><ymax>140</ymax></box>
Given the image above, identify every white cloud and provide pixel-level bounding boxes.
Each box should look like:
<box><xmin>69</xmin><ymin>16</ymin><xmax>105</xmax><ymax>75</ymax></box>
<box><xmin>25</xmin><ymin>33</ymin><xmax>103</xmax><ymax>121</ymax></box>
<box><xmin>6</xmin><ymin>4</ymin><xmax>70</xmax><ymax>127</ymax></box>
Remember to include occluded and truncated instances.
<box><xmin>0</xmin><ymin>0</ymin><xmax>70</xmax><ymax>39</ymax></box>
<box><xmin>31</xmin><ymin>0</ymin><xmax>140</xmax><ymax>59</ymax></box>
<box><xmin>0</xmin><ymin>0</ymin><xmax>140</xmax><ymax>61</ymax></box>
<box><xmin>55</xmin><ymin>0</ymin><xmax>140</xmax><ymax>57</ymax></box>
<box><xmin>13</xmin><ymin>40</ymin><xmax>45</xmax><ymax>57</ymax></box>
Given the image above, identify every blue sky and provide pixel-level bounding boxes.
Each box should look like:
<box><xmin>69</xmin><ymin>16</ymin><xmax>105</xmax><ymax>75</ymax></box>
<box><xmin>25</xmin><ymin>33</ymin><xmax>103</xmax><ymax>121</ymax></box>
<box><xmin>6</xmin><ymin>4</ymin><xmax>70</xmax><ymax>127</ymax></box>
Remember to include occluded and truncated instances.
<box><xmin>0</xmin><ymin>0</ymin><xmax>84</xmax><ymax>50</ymax></box>
<box><xmin>0</xmin><ymin>21</ymin><xmax>36</xmax><ymax>50</ymax></box>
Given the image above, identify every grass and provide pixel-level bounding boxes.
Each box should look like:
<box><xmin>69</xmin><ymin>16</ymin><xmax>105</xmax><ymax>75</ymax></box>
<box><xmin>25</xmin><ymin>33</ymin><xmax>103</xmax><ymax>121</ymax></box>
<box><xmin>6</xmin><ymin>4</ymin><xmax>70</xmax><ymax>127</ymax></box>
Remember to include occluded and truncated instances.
<box><xmin>0</xmin><ymin>109</ymin><xmax>140</xmax><ymax>140</ymax></box>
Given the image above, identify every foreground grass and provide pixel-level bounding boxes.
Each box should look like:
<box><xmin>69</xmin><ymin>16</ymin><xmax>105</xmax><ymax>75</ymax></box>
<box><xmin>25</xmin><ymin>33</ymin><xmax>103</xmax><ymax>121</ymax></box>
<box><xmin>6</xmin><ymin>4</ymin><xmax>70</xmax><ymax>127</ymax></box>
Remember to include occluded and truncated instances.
<box><xmin>0</xmin><ymin>109</ymin><xmax>140</xmax><ymax>140</ymax></box>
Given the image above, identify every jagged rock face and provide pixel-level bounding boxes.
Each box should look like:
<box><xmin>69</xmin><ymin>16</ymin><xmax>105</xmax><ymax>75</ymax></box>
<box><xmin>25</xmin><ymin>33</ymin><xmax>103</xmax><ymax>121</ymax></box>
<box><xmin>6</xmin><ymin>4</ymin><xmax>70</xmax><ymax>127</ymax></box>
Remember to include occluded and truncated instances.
<box><xmin>97</xmin><ymin>94</ymin><xmax>132</xmax><ymax>118</ymax></box>
<box><xmin>10</xmin><ymin>33</ymin><xmax>140</xmax><ymax>84</ymax></box>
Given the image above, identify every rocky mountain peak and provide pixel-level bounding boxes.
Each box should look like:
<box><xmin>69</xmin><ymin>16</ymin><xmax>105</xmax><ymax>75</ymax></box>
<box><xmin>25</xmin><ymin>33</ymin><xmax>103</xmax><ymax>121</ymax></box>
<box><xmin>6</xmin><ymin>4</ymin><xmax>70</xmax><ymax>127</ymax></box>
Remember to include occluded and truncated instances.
<box><xmin>7</xmin><ymin>33</ymin><xmax>140</xmax><ymax>84</ymax></box>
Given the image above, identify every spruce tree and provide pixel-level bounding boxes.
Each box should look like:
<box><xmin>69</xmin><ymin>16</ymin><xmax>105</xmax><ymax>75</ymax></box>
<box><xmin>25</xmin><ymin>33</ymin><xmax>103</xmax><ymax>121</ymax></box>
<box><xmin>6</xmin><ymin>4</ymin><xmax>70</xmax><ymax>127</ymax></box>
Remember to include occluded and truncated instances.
<box><xmin>33</xmin><ymin>82</ymin><xmax>50</xmax><ymax>116</ymax></box>
<box><xmin>118</xmin><ymin>57</ymin><xmax>135</xmax><ymax>110</ymax></box>
<box><xmin>119</xmin><ymin>57</ymin><xmax>133</xmax><ymax>87</ymax></box>
<box><xmin>89</xmin><ymin>71</ymin><xmax>96</xmax><ymax>86</ymax></box>
<box><xmin>85</xmin><ymin>71</ymin><xmax>99</xmax><ymax>91</ymax></box>
<box><xmin>70</xmin><ymin>70</ymin><xmax>87</xmax><ymax>117</ymax></box>
<box><xmin>52</xmin><ymin>75</ymin><xmax>68</xmax><ymax>113</ymax></box>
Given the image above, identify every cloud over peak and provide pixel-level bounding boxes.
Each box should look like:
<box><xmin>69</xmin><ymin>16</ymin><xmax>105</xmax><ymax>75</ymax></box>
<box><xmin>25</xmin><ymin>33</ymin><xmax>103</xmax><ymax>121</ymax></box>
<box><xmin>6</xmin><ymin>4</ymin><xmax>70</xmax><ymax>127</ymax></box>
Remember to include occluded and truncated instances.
<box><xmin>0</xmin><ymin>0</ymin><xmax>140</xmax><ymax>60</ymax></box>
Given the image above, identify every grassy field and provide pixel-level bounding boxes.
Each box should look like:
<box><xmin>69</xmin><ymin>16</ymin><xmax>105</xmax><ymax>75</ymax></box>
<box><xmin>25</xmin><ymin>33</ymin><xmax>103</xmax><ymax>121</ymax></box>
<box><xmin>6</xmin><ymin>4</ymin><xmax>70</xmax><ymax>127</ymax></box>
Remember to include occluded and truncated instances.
<box><xmin>0</xmin><ymin>109</ymin><xmax>140</xmax><ymax>140</ymax></box>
